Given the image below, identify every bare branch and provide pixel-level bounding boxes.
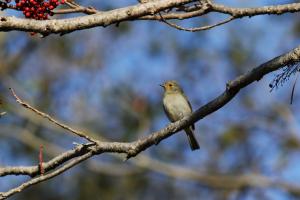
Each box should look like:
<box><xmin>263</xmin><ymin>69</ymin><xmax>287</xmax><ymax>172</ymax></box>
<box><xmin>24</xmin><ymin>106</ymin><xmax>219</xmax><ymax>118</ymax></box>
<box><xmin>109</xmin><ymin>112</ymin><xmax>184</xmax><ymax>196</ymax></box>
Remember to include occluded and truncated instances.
<box><xmin>0</xmin><ymin>143</ymin><xmax>96</xmax><ymax>177</ymax></box>
<box><xmin>1</xmin><ymin>1</ymin><xmax>300</xmax><ymax>34</ymax></box>
<box><xmin>210</xmin><ymin>2</ymin><xmax>300</xmax><ymax>17</ymax></box>
<box><xmin>159</xmin><ymin>14</ymin><xmax>234</xmax><ymax>32</ymax></box>
<box><xmin>53</xmin><ymin>7</ymin><xmax>98</xmax><ymax>15</ymax></box>
<box><xmin>140</xmin><ymin>1</ymin><xmax>211</xmax><ymax>20</ymax></box>
<box><xmin>53</xmin><ymin>0</ymin><xmax>99</xmax><ymax>15</ymax></box>
<box><xmin>0</xmin><ymin>0</ymin><xmax>195</xmax><ymax>34</ymax></box>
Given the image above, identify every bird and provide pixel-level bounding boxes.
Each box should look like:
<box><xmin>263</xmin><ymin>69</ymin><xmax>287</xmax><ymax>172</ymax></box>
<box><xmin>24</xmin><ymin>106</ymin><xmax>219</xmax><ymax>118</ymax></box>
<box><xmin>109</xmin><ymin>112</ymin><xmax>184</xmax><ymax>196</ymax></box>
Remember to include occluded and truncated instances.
<box><xmin>160</xmin><ymin>80</ymin><xmax>200</xmax><ymax>150</ymax></box>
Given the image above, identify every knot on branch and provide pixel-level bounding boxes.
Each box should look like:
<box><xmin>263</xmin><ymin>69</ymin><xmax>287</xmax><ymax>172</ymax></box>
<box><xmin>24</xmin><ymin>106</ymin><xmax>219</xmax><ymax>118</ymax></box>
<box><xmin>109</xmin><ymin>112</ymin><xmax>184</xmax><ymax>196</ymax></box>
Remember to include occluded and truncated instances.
<box><xmin>290</xmin><ymin>48</ymin><xmax>300</xmax><ymax>63</ymax></box>
<box><xmin>201</xmin><ymin>0</ymin><xmax>212</xmax><ymax>8</ymax></box>
<box><xmin>126</xmin><ymin>9</ymin><xmax>133</xmax><ymax>16</ymax></box>
<box><xmin>226</xmin><ymin>80</ymin><xmax>239</xmax><ymax>94</ymax></box>
<box><xmin>126</xmin><ymin>145</ymin><xmax>138</xmax><ymax>160</ymax></box>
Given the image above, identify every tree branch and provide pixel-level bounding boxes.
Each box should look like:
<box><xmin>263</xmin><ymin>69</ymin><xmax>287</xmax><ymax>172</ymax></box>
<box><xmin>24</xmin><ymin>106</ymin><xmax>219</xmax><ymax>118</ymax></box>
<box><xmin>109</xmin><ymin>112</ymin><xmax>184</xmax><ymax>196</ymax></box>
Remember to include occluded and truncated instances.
<box><xmin>210</xmin><ymin>2</ymin><xmax>300</xmax><ymax>17</ymax></box>
<box><xmin>159</xmin><ymin>13</ymin><xmax>234</xmax><ymax>32</ymax></box>
<box><xmin>0</xmin><ymin>0</ymin><xmax>195</xmax><ymax>34</ymax></box>
<box><xmin>1</xmin><ymin>1</ymin><xmax>300</xmax><ymax>34</ymax></box>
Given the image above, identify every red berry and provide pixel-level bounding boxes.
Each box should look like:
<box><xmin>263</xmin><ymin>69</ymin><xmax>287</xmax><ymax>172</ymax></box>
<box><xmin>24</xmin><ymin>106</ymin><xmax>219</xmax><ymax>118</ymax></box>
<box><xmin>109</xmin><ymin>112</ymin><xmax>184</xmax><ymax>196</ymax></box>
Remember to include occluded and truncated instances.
<box><xmin>12</xmin><ymin>0</ymin><xmax>63</xmax><ymax>20</ymax></box>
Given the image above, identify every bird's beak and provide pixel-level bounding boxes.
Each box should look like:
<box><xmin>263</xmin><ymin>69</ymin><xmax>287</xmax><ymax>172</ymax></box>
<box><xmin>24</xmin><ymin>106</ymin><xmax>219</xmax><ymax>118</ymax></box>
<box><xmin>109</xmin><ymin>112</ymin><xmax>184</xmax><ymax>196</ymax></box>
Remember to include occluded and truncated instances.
<box><xmin>159</xmin><ymin>84</ymin><xmax>165</xmax><ymax>88</ymax></box>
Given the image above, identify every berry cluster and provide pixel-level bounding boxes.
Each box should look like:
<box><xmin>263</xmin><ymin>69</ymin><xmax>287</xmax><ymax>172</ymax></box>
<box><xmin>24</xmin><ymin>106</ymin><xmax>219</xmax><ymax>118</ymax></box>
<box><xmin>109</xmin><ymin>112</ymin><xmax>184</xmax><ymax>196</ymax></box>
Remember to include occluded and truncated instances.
<box><xmin>3</xmin><ymin>0</ymin><xmax>65</xmax><ymax>20</ymax></box>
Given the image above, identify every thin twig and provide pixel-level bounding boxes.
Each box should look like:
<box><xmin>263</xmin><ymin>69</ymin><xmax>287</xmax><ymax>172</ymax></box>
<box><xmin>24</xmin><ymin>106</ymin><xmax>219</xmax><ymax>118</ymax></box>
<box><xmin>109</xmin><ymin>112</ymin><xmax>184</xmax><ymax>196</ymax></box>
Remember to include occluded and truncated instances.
<box><xmin>9</xmin><ymin>88</ymin><xmax>98</xmax><ymax>144</ymax></box>
<box><xmin>140</xmin><ymin>9</ymin><xmax>209</xmax><ymax>20</ymax></box>
<box><xmin>159</xmin><ymin>13</ymin><xmax>234</xmax><ymax>32</ymax></box>
<box><xmin>54</xmin><ymin>0</ymin><xmax>99</xmax><ymax>15</ymax></box>
<box><xmin>65</xmin><ymin>0</ymin><xmax>78</xmax><ymax>9</ymax></box>
<box><xmin>290</xmin><ymin>71</ymin><xmax>300</xmax><ymax>104</ymax></box>
<box><xmin>53</xmin><ymin>7</ymin><xmax>98</xmax><ymax>15</ymax></box>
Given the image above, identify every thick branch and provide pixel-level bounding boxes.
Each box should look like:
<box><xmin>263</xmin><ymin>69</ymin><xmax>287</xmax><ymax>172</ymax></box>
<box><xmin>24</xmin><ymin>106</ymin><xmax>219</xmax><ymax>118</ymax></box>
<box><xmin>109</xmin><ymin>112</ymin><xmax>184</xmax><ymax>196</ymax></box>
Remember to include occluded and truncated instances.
<box><xmin>0</xmin><ymin>0</ymin><xmax>194</xmax><ymax>34</ymax></box>
<box><xmin>211</xmin><ymin>2</ymin><xmax>300</xmax><ymax>17</ymax></box>
<box><xmin>1</xmin><ymin>1</ymin><xmax>300</xmax><ymax>34</ymax></box>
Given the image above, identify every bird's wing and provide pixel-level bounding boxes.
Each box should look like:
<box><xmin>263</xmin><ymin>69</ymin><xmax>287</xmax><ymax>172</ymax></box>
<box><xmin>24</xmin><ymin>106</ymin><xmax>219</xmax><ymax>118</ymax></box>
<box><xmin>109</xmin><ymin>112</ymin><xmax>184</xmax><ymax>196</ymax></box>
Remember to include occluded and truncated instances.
<box><xmin>182</xmin><ymin>93</ymin><xmax>195</xmax><ymax>130</ymax></box>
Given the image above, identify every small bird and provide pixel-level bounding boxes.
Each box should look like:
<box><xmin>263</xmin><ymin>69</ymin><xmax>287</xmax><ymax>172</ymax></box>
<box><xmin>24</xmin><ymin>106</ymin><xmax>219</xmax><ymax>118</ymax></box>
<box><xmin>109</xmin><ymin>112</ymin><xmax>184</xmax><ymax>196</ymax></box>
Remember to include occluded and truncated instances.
<box><xmin>160</xmin><ymin>80</ymin><xmax>200</xmax><ymax>150</ymax></box>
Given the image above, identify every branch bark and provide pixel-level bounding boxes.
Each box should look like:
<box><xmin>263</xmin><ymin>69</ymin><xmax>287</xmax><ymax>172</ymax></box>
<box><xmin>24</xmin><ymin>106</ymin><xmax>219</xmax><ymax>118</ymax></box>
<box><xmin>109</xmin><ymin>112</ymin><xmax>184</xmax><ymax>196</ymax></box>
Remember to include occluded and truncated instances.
<box><xmin>0</xmin><ymin>1</ymin><xmax>300</xmax><ymax>34</ymax></box>
<box><xmin>0</xmin><ymin>0</ymin><xmax>194</xmax><ymax>34</ymax></box>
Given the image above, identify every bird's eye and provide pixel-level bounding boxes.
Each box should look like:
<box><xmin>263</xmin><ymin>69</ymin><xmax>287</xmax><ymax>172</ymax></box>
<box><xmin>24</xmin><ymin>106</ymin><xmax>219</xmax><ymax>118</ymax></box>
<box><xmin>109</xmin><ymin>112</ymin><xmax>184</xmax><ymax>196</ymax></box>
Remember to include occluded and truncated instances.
<box><xmin>168</xmin><ymin>83</ymin><xmax>172</xmax><ymax>87</ymax></box>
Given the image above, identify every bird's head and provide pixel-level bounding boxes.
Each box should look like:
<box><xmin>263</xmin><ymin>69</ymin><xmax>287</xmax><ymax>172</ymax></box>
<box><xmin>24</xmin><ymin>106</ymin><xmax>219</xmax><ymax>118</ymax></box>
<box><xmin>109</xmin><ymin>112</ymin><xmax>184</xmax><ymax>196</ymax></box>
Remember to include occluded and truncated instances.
<box><xmin>160</xmin><ymin>80</ymin><xmax>183</xmax><ymax>94</ymax></box>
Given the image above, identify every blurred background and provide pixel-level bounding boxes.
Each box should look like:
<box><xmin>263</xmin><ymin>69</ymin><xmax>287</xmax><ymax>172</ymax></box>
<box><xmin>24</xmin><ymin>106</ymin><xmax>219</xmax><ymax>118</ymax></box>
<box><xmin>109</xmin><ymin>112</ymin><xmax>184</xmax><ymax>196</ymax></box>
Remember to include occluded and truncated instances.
<box><xmin>1</xmin><ymin>0</ymin><xmax>300</xmax><ymax>199</ymax></box>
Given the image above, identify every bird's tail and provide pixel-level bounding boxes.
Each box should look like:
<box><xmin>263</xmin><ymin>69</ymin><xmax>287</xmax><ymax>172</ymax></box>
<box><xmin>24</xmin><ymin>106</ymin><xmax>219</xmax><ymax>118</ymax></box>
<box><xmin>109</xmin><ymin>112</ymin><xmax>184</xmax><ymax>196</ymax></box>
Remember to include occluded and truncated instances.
<box><xmin>184</xmin><ymin>127</ymin><xmax>200</xmax><ymax>151</ymax></box>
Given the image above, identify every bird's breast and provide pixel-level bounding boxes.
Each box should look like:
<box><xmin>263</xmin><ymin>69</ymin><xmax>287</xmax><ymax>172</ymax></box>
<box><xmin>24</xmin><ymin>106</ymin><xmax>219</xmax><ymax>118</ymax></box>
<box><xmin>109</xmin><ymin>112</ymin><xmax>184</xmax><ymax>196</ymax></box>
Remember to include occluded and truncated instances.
<box><xmin>163</xmin><ymin>93</ymin><xmax>192</xmax><ymax>121</ymax></box>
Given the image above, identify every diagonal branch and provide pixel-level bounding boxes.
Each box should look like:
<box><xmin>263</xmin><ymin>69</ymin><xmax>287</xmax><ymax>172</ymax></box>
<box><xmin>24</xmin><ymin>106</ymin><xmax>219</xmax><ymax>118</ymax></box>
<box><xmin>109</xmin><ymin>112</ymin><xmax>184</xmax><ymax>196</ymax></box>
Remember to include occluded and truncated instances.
<box><xmin>1</xmin><ymin>44</ymin><xmax>300</xmax><ymax>199</ymax></box>
<box><xmin>125</xmin><ymin>44</ymin><xmax>300</xmax><ymax>159</ymax></box>
<box><xmin>9</xmin><ymin>88</ymin><xmax>98</xmax><ymax>143</ymax></box>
